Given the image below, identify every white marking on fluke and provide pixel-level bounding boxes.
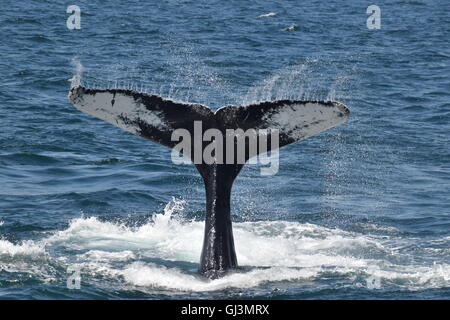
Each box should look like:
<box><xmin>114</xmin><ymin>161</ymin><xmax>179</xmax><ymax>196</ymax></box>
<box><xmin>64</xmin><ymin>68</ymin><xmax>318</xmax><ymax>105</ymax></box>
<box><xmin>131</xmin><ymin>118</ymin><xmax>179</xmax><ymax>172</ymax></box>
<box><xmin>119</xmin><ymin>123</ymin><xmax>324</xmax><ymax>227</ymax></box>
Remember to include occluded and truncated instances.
<box><xmin>69</xmin><ymin>86</ymin><xmax>167</xmax><ymax>135</ymax></box>
<box><xmin>261</xmin><ymin>101</ymin><xmax>348</xmax><ymax>141</ymax></box>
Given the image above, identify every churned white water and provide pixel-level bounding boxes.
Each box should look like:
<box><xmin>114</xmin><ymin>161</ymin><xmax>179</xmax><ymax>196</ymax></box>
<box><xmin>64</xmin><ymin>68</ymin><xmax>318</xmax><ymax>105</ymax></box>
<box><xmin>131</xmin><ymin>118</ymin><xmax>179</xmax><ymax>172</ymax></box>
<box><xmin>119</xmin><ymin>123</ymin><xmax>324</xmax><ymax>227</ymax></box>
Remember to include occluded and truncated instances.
<box><xmin>1</xmin><ymin>198</ymin><xmax>449</xmax><ymax>293</ymax></box>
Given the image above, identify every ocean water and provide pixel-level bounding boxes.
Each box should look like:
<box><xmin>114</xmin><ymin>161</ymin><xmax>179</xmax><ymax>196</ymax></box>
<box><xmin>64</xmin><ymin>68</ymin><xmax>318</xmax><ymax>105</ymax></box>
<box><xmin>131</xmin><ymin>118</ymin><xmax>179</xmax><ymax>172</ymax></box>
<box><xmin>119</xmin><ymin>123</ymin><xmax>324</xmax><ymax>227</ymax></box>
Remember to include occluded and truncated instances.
<box><xmin>0</xmin><ymin>0</ymin><xmax>449</xmax><ymax>299</ymax></box>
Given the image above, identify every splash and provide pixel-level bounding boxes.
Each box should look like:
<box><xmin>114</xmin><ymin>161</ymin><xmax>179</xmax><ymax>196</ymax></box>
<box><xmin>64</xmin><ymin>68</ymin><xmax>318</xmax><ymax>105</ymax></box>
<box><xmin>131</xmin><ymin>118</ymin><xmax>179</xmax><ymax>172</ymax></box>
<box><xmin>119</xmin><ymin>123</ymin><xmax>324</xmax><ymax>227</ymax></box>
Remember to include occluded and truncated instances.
<box><xmin>69</xmin><ymin>58</ymin><xmax>84</xmax><ymax>88</ymax></box>
<box><xmin>118</xmin><ymin>262</ymin><xmax>316</xmax><ymax>292</ymax></box>
<box><xmin>58</xmin><ymin>212</ymin><xmax>448</xmax><ymax>293</ymax></box>
<box><xmin>0</xmin><ymin>239</ymin><xmax>45</xmax><ymax>256</ymax></box>
<box><xmin>242</xmin><ymin>55</ymin><xmax>357</xmax><ymax>105</ymax></box>
<box><xmin>68</xmin><ymin>34</ymin><xmax>233</xmax><ymax>108</ymax></box>
<box><xmin>152</xmin><ymin>197</ymin><xmax>187</xmax><ymax>226</ymax></box>
<box><xmin>3</xmin><ymin>198</ymin><xmax>448</xmax><ymax>294</ymax></box>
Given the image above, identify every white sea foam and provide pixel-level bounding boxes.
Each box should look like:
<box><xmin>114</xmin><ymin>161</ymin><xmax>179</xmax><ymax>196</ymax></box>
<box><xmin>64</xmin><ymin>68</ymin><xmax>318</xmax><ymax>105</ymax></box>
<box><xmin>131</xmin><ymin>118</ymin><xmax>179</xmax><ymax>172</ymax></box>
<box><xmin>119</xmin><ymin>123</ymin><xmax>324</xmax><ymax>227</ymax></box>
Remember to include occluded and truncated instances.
<box><xmin>0</xmin><ymin>239</ymin><xmax>45</xmax><ymax>256</ymax></box>
<box><xmin>118</xmin><ymin>262</ymin><xmax>317</xmax><ymax>292</ymax></box>
<box><xmin>44</xmin><ymin>199</ymin><xmax>450</xmax><ymax>292</ymax></box>
<box><xmin>78</xmin><ymin>250</ymin><xmax>136</xmax><ymax>262</ymax></box>
<box><xmin>1</xmin><ymin>198</ymin><xmax>449</xmax><ymax>292</ymax></box>
<box><xmin>0</xmin><ymin>239</ymin><xmax>53</xmax><ymax>281</ymax></box>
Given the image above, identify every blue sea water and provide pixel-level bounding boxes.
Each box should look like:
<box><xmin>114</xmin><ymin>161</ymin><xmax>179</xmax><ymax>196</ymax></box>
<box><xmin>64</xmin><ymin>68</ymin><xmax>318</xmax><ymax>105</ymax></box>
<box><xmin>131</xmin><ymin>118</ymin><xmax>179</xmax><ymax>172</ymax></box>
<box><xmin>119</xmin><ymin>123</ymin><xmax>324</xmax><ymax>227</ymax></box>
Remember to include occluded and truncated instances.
<box><xmin>0</xmin><ymin>0</ymin><xmax>449</xmax><ymax>299</ymax></box>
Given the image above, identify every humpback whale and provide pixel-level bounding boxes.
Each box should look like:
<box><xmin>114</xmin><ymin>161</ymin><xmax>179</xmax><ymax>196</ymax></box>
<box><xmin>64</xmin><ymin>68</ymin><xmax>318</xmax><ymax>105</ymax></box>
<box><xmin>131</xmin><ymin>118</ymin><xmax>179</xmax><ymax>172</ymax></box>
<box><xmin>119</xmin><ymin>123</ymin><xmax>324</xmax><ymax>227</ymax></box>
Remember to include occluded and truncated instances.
<box><xmin>68</xmin><ymin>85</ymin><xmax>349</xmax><ymax>279</ymax></box>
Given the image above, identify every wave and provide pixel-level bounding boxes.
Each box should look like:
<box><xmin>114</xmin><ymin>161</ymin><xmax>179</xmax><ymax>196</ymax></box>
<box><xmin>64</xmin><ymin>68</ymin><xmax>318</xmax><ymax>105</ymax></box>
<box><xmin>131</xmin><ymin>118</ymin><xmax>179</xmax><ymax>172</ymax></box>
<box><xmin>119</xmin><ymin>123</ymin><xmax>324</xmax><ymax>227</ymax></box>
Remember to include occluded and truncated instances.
<box><xmin>1</xmin><ymin>198</ymin><xmax>449</xmax><ymax>293</ymax></box>
<box><xmin>0</xmin><ymin>239</ymin><xmax>45</xmax><ymax>257</ymax></box>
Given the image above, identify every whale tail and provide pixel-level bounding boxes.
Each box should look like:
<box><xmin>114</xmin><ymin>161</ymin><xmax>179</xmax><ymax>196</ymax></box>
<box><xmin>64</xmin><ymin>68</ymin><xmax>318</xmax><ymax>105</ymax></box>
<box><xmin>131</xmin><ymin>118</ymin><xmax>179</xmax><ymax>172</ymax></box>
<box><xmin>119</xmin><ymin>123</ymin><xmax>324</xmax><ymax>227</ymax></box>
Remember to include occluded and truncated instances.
<box><xmin>68</xmin><ymin>85</ymin><xmax>349</xmax><ymax>278</ymax></box>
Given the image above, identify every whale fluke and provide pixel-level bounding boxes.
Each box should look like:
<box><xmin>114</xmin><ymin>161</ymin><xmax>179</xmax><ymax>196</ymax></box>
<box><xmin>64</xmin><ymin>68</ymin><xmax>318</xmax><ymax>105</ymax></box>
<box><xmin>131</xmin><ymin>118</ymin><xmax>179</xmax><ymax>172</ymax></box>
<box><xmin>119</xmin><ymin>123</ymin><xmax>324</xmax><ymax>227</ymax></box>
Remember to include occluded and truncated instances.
<box><xmin>68</xmin><ymin>85</ymin><xmax>349</xmax><ymax>278</ymax></box>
